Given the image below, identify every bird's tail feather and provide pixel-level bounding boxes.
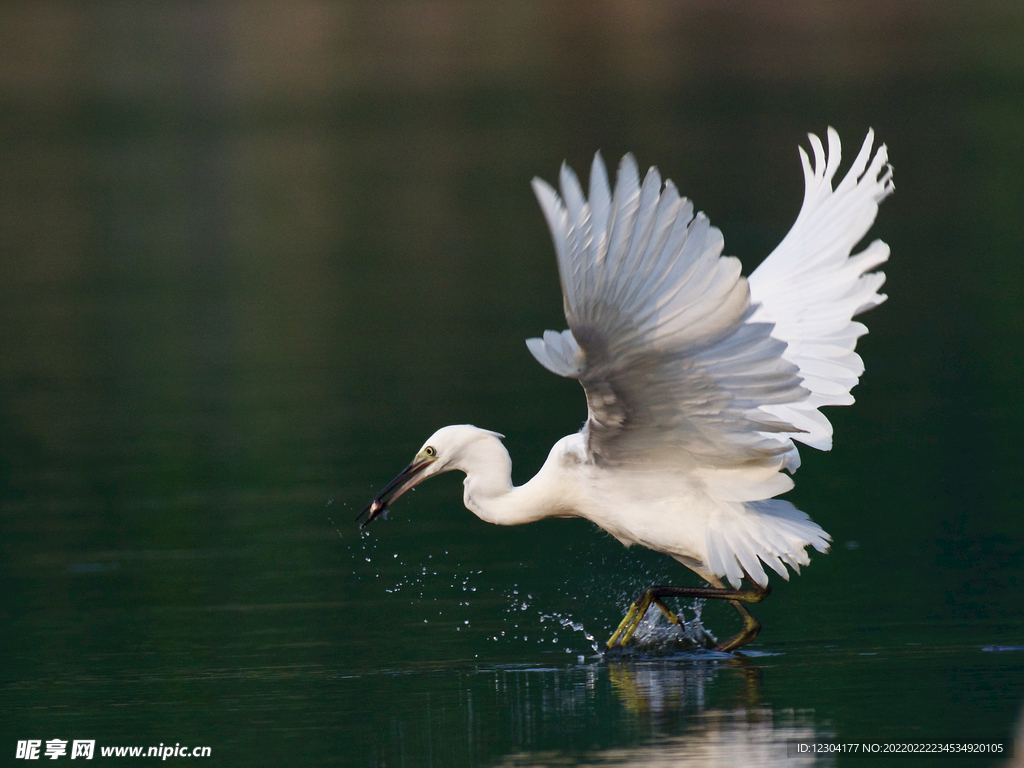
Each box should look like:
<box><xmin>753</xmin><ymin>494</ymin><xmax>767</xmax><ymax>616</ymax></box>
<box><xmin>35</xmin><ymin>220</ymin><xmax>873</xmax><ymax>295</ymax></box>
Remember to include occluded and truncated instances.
<box><xmin>704</xmin><ymin>499</ymin><xmax>831</xmax><ymax>589</ymax></box>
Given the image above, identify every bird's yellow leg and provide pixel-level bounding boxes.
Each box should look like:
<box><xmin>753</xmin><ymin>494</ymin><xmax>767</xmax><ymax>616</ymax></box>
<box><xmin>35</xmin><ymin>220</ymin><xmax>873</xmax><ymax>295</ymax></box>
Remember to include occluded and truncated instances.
<box><xmin>653</xmin><ymin>598</ymin><xmax>682</xmax><ymax>625</ymax></box>
<box><xmin>606</xmin><ymin>593</ymin><xmax>684</xmax><ymax>649</ymax></box>
<box><xmin>714</xmin><ymin>599</ymin><xmax>762</xmax><ymax>653</ymax></box>
<box><xmin>606</xmin><ymin>592</ymin><xmax>654</xmax><ymax>649</ymax></box>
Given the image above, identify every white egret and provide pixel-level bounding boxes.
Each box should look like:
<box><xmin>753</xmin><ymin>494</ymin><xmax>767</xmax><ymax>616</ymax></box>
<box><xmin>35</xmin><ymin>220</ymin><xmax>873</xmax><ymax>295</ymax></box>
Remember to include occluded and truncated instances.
<box><xmin>359</xmin><ymin>128</ymin><xmax>893</xmax><ymax>652</ymax></box>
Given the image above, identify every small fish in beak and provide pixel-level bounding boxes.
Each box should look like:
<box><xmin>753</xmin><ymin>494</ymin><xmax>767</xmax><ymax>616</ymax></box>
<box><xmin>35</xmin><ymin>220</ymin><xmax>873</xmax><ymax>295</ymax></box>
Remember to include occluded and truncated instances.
<box><xmin>357</xmin><ymin>498</ymin><xmax>389</xmax><ymax>528</ymax></box>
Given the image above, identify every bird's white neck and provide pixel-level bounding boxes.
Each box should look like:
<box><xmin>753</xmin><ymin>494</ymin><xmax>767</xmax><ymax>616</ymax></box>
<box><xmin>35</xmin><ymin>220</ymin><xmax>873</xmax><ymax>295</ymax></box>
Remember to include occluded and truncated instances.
<box><xmin>457</xmin><ymin>435</ymin><xmax>572</xmax><ymax>526</ymax></box>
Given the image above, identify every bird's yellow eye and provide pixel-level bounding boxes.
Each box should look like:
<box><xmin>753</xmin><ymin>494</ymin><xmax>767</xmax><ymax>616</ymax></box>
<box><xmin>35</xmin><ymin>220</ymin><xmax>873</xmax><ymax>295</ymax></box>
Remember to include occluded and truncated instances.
<box><xmin>424</xmin><ymin>446</ymin><xmax>436</xmax><ymax>458</ymax></box>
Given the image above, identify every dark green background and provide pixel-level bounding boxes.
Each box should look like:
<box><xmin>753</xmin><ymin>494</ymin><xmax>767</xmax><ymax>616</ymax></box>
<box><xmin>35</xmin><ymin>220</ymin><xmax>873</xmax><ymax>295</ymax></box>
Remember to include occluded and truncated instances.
<box><xmin>2</xmin><ymin>3</ymin><xmax>1023</xmax><ymax>766</ymax></box>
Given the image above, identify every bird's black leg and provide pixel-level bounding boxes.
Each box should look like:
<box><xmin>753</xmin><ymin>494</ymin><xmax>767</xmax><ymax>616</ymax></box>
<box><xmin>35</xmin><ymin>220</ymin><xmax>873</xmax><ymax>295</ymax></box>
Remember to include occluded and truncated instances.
<box><xmin>606</xmin><ymin>583</ymin><xmax>771</xmax><ymax>653</ymax></box>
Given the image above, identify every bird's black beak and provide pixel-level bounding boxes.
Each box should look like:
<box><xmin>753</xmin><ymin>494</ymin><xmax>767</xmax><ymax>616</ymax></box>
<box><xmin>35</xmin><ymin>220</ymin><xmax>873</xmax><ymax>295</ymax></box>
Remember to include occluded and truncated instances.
<box><xmin>356</xmin><ymin>457</ymin><xmax>434</xmax><ymax>529</ymax></box>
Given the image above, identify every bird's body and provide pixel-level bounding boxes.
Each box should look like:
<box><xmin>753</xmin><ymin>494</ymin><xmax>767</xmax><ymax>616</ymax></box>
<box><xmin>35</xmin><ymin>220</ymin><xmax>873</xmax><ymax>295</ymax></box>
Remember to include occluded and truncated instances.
<box><xmin>361</xmin><ymin>128</ymin><xmax>893</xmax><ymax>651</ymax></box>
<box><xmin>398</xmin><ymin>425</ymin><xmax>827</xmax><ymax>590</ymax></box>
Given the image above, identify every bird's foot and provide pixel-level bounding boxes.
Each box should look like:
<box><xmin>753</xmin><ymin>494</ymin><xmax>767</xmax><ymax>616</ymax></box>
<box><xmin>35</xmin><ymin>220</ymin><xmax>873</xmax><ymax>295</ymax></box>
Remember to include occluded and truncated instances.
<box><xmin>605</xmin><ymin>592</ymin><xmax>685</xmax><ymax>650</ymax></box>
<box><xmin>606</xmin><ymin>583</ymin><xmax>771</xmax><ymax>653</ymax></box>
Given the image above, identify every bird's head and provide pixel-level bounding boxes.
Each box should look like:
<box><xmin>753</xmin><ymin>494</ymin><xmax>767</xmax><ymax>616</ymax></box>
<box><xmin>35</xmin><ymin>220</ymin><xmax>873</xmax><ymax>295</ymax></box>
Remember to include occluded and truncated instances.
<box><xmin>357</xmin><ymin>425</ymin><xmax>504</xmax><ymax>529</ymax></box>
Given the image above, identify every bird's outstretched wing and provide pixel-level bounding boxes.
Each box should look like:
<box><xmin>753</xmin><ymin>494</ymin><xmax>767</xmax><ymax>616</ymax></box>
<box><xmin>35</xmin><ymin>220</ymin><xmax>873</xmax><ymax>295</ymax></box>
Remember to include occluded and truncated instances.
<box><xmin>528</xmin><ymin>130</ymin><xmax>891</xmax><ymax>502</ymax></box>
<box><xmin>748</xmin><ymin>128</ymin><xmax>893</xmax><ymax>470</ymax></box>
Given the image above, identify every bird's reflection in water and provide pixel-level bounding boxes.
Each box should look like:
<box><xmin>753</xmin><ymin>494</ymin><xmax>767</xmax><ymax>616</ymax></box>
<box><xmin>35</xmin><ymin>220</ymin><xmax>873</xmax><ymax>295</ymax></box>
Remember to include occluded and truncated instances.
<box><xmin>497</xmin><ymin>656</ymin><xmax>829</xmax><ymax>767</ymax></box>
<box><xmin>606</xmin><ymin>656</ymin><xmax>761</xmax><ymax>715</ymax></box>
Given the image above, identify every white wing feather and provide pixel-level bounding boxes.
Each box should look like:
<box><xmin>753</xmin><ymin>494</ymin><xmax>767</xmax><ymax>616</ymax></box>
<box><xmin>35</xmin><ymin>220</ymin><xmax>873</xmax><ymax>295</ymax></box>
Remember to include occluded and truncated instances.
<box><xmin>748</xmin><ymin>128</ymin><xmax>893</xmax><ymax>470</ymax></box>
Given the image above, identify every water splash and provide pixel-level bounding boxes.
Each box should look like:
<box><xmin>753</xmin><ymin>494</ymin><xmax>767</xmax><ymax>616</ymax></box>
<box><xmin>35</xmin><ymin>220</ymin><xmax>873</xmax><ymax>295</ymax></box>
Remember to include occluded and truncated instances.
<box><xmin>624</xmin><ymin>598</ymin><xmax>718</xmax><ymax>652</ymax></box>
<box><xmin>544</xmin><ymin>612</ymin><xmax>601</xmax><ymax>654</ymax></box>
<box><xmin>346</xmin><ymin>526</ymin><xmax>716</xmax><ymax>654</ymax></box>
